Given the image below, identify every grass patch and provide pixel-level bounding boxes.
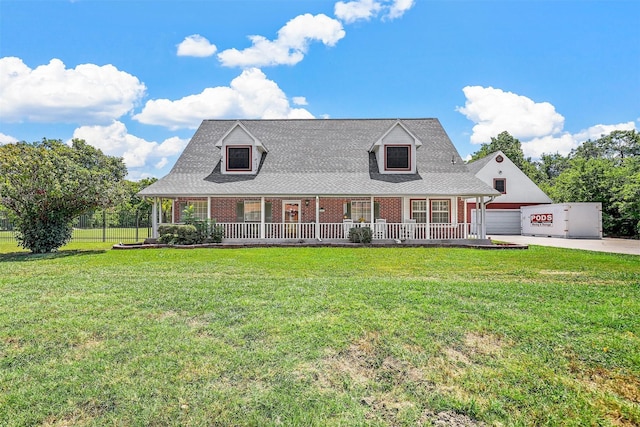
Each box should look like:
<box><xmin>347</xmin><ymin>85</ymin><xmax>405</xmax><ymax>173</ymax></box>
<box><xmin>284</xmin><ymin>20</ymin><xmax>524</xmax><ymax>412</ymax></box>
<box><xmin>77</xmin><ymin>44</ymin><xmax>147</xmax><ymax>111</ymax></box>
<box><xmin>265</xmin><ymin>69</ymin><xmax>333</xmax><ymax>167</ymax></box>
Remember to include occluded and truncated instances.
<box><xmin>0</xmin><ymin>244</ymin><xmax>638</xmax><ymax>425</ymax></box>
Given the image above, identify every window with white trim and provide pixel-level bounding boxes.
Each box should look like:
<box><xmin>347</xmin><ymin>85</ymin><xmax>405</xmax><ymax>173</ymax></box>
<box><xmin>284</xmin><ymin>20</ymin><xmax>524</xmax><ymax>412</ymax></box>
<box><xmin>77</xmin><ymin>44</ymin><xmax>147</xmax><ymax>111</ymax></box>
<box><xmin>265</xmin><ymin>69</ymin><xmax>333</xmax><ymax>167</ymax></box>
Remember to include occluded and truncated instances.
<box><xmin>244</xmin><ymin>200</ymin><xmax>261</xmax><ymax>222</ymax></box>
<box><xmin>351</xmin><ymin>201</ymin><xmax>371</xmax><ymax>222</ymax></box>
<box><xmin>178</xmin><ymin>200</ymin><xmax>208</xmax><ymax>221</ymax></box>
<box><xmin>431</xmin><ymin>200</ymin><xmax>450</xmax><ymax>223</ymax></box>
<box><xmin>494</xmin><ymin>178</ymin><xmax>506</xmax><ymax>194</ymax></box>
<box><xmin>411</xmin><ymin>200</ymin><xmax>427</xmax><ymax>223</ymax></box>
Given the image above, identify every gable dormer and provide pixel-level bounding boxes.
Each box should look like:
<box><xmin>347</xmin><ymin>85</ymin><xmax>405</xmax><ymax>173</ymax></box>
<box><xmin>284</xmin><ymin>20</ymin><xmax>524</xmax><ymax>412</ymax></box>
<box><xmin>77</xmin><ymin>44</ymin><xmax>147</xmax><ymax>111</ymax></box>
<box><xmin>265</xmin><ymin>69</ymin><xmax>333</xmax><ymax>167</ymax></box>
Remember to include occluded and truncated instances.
<box><xmin>216</xmin><ymin>122</ymin><xmax>268</xmax><ymax>175</ymax></box>
<box><xmin>369</xmin><ymin>121</ymin><xmax>422</xmax><ymax>174</ymax></box>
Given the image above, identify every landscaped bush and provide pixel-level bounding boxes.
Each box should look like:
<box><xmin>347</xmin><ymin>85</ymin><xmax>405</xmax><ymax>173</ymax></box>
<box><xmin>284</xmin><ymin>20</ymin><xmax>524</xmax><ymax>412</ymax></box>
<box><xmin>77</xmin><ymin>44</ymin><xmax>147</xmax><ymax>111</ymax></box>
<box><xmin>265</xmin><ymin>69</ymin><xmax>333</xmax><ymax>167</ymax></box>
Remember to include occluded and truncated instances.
<box><xmin>182</xmin><ymin>205</ymin><xmax>224</xmax><ymax>244</ymax></box>
<box><xmin>157</xmin><ymin>207</ymin><xmax>225</xmax><ymax>245</ymax></box>
<box><xmin>157</xmin><ymin>224</ymin><xmax>199</xmax><ymax>245</ymax></box>
<box><xmin>348</xmin><ymin>226</ymin><xmax>372</xmax><ymax>244</ymax></box>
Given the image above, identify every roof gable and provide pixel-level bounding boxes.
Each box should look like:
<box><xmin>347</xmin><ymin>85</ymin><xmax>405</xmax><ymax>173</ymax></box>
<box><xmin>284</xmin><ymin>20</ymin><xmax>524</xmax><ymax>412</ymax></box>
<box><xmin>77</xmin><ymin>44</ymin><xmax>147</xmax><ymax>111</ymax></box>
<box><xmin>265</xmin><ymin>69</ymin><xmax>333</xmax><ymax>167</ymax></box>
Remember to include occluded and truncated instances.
<box><xmin>215</xmin><ymin>121</ymin><xmax>268</xmax><ymax>152</ymax></box>
<box><xmin>369</xmin><ymin>120</ymin><xmax>423</xmax><ymax>151</ymax></box>
<box><xmin>468</xmin><ymin>151</ymin><xmax>552</xmax><ymax>203</ymax></box>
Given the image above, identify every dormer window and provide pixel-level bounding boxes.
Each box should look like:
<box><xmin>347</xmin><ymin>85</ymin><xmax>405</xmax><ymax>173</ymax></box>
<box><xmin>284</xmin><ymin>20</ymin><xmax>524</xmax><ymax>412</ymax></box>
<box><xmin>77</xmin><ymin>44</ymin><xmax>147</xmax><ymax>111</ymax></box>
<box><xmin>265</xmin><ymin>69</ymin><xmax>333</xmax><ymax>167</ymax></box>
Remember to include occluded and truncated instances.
<box><xmin>226</xmin><ymin>146</ymin><xmax>252</xmax><ymax>171</ymax></box>
<box><xmin>385</xmin><ymin>145</ymin><xmax>411</xmax><ymax>171</ymax></box>
<box><xmin>216</xmin><ymin>122</ymin><xmax>268</xmax><ymax>175</ymax></box>
<box><xmin>369</xmin><ymin>121</ymin><xmax>421</xmax><ymax>175</ymax></box>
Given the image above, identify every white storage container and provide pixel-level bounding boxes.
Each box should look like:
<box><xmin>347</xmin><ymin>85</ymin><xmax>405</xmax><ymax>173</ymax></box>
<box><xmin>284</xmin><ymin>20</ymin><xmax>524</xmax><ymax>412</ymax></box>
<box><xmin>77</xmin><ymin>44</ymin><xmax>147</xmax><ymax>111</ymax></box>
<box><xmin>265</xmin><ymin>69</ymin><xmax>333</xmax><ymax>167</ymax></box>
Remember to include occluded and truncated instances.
<box><xmin>520</xmin><ymin>203</ymin><xmax>602</xmax><ymax>239</ymax></box>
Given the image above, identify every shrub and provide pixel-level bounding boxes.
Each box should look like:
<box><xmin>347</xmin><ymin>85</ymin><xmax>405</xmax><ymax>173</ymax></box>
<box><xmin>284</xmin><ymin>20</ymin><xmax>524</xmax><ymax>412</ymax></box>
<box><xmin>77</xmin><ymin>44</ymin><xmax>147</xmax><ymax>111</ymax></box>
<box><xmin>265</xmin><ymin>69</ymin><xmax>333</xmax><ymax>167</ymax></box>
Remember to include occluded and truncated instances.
<box><xmin>15</xmin><ymin>215</ymin><xmax>73</xmax><ymax>254</ymax></box>
<box><xmin>158</xmin><ymin>224</ymin><xmax>198</xmax><ymax>245</ymax></box>
<box><xmin>182</xmin><ymin>205</ymin><xmax>225</xmax><ymax>244</ymax></box>
<box><xmin>348</xmin><ymin>226</ymin><xmax>372</xmax><ymax>244</ymax></box>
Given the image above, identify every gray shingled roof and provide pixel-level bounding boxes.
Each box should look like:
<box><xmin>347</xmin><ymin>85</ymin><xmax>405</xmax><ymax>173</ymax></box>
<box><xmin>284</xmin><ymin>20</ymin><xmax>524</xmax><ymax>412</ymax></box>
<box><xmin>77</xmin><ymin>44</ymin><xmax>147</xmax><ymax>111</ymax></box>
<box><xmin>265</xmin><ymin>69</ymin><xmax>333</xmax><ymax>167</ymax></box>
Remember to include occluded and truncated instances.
<box><xmin>139</xmin><ymin>119</ymin><xmax>499</xmax><ymax>197</ymax></box>
<box><xmin>465</xmin><ymin>152</ymin><xmax>498</xmax><ymax>175</ymax></box>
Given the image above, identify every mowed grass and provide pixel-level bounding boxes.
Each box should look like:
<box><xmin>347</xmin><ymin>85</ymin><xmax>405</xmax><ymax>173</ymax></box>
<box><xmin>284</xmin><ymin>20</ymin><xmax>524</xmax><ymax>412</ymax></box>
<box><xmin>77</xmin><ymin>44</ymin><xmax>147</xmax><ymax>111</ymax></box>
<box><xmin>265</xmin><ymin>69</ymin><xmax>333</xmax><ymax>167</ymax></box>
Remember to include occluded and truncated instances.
<box><xmin>0</xmin><ymin>243</ymin><xmax>638</xmax><ymax>426</ymax></box>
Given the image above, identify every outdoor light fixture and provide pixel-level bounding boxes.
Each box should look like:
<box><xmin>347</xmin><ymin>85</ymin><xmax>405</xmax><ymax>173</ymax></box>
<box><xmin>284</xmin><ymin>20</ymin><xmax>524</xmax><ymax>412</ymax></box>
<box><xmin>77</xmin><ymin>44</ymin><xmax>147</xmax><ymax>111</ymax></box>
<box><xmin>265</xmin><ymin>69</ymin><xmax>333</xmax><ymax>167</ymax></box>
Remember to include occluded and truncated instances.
<box><xmin>305</xmin><ymin>199</ymin><xmax>309</xmax><ymax>206</ymax></box>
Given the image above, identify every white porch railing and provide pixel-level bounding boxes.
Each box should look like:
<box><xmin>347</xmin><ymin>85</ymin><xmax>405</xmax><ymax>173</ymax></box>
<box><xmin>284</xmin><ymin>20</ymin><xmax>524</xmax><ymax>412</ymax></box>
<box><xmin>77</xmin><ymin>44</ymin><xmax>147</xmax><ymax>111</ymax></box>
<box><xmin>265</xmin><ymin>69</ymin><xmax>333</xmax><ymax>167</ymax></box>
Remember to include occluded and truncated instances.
<box><xmin>217</xmin><ymin>222</ymin><xmax>479</xmax><ymax>240</ymax></box>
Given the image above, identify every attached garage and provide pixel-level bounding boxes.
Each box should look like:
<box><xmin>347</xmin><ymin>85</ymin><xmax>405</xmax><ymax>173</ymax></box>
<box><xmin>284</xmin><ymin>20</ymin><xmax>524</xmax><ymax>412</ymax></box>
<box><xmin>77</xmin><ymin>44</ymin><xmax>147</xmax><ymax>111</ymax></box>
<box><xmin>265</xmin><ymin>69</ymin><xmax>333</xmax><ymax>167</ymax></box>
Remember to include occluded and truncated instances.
<box><xmin>472</xmin><ymin>209</ymin><xmax>521</xmax><ymax>235</ymax></box>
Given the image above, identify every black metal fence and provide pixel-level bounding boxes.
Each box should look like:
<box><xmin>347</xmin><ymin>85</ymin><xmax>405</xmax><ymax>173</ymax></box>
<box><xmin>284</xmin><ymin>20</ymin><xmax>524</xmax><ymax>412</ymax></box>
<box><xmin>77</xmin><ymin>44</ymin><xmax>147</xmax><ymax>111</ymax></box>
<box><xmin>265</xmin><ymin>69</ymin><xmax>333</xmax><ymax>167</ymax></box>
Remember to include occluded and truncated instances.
<box><xmin>0</xmin><ymin>209</ymin><xmax>153</xmax><ymax>243</ymax></box>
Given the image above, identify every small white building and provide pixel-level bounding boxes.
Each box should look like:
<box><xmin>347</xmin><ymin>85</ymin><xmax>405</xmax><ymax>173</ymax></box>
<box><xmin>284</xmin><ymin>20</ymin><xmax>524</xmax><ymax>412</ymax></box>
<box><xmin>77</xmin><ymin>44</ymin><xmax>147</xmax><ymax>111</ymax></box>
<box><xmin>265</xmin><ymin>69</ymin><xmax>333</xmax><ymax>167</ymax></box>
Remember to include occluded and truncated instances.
<box><xmin>466</xmin><ymin>151</ymin><xmax>552</xmax><ymax>235</ymax></box>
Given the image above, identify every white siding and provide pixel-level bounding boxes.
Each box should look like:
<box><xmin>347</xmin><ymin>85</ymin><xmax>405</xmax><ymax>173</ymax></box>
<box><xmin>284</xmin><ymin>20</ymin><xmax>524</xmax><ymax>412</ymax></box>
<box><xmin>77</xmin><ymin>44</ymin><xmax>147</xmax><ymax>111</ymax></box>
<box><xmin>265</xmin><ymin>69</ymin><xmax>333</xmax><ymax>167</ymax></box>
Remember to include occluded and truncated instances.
<box><xmin>473</xmin><ymin>152</ymin><xmax>552</xmax><ymax>204</ymax></box>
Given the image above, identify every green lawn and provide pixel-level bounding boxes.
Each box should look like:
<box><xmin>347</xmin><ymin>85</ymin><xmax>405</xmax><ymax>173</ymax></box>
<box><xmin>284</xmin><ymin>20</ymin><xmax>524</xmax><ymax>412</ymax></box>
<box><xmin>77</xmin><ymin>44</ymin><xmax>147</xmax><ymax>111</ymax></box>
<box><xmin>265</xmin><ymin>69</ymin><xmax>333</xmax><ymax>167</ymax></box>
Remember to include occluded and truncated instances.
<box><xmin>1</xmin><ymin>243</ymin><xmax>638</xmax><ymax>426</ymax></box>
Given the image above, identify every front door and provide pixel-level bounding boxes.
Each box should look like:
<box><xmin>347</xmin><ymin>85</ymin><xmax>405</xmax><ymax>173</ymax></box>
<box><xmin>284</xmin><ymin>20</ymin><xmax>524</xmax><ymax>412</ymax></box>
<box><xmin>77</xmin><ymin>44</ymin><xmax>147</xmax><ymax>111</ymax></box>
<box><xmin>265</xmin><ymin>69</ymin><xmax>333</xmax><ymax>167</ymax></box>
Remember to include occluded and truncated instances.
<box><xmin>283</xmin><ymin>201</ymin><xmax>300</xmax><ymax>237</ymax></box>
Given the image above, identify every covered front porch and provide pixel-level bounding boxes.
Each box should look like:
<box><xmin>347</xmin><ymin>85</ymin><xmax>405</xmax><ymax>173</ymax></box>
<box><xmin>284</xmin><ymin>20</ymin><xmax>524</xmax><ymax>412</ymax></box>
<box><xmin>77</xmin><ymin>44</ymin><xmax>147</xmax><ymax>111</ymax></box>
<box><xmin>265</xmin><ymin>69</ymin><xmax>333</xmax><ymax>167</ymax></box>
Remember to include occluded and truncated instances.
<box><xmin>149</xmin><ymin>195</ymin><xmax>494</xmax><ymax>242</ymax></box>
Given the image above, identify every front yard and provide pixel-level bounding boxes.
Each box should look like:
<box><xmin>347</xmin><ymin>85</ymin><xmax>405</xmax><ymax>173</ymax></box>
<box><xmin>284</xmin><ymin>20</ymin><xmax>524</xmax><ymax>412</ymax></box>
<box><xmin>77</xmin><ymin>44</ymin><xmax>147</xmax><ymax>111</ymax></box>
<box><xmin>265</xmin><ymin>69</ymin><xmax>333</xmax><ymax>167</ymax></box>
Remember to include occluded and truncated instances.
<box><xmin>0</xmin><ymin>243</ymin><xmax>638</xmax><ymax>426</ymax></box>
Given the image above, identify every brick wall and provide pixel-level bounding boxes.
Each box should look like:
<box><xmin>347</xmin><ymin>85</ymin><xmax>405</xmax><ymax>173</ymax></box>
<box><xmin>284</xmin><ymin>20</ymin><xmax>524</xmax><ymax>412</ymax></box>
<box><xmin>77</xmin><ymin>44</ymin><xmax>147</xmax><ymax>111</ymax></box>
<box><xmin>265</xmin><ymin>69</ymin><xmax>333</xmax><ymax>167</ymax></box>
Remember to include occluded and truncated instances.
<box><xmin>171</xmin><ymin>197</ymin><xmax>468</xmax><ymax>224</ymax></box>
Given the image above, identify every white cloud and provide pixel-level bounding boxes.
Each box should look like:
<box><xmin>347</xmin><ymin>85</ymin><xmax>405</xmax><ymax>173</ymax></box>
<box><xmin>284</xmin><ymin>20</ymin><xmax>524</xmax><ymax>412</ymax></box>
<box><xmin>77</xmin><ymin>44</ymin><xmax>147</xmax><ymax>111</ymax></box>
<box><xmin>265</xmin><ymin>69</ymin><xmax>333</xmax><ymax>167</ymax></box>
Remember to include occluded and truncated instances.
<box><xmin>0</xmin><ymin>57</ymin><xmax>146</xmax><ymax>124</ymax></box>
<box><xmin>217</xmin><ymin>14</ymin><xmax>345</xmax><ymax>67</ymax></box>
<box><xmin>457</xmin><ymin>86</ymin><xmax>565</xmax><ymax>144</ymax></box>
<box><xmin>155</xmin><ymin>157</ymin><xmax>169</xmax><ymax>169</ymax></box>
<box><xmin>177</xmin><ymin>34</ymin><xmax>217</xmax><ymax>57</ymax></box>
<box><xmin>386</xmin><ymin>0</ymin><xmax>415</xmax><ymax>20</ymax></box>
<box><xmin>458</xmin><ymin>85</ymin><xmax>637</xmax><ymax>158</ymax></box>
<box><xmin>334</xmin><ymin>0</ymin><xmax>414</xmax><ymax>23</ymax></box>
<box><xmin>572</xmin><ymin>122</ymin><xmax>636</xmax><ymax>143</ymax></box>
<box><xmin>521</xmin><ymin>134</ymin><xmax>579</xmax><ymax>159</ymax></box>
<box><xmin>72</xmin><ymin>121</ymin><xmax>188</xmax><ymax>170</ymax></box>
<box><xmin>133</xmin><ymin>68</ymin><xmax>314</xmax><ymax>130</ymax></box>
<box><xmin>292</xmin><ymin>96</ymin><xmax>308</xmax><ymax>106</ymax></box>
<box><xmin>0</xmin><ymin>132</ymin><xmax>19</xmax><ymax>145</ymax></box>
<box><xmin>335</xmin><ymin>0</ymin><xmax>382</xmax><ymax>23</ymax></box>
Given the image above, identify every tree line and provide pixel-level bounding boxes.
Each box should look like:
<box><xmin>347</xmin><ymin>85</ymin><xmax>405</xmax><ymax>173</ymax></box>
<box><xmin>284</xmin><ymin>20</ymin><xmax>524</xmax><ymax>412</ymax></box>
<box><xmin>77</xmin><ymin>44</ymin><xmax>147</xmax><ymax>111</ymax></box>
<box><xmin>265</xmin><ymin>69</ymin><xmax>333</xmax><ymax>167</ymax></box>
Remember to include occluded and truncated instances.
<box><xmin>469</xmin><ymin>130</ymin><xmax>640</xmax><ymax>237</ymax></box>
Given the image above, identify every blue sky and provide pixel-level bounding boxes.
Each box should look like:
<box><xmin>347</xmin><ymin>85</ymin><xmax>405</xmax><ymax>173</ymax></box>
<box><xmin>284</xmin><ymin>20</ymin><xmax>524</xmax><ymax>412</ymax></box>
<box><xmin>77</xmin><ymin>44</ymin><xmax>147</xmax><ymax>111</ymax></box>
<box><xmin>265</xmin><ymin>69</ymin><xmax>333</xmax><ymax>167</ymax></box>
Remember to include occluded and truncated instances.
<box><xmin>1</xmin><ymin>0</ymin><xmax>638</xmax><ymax>180</ymax></box>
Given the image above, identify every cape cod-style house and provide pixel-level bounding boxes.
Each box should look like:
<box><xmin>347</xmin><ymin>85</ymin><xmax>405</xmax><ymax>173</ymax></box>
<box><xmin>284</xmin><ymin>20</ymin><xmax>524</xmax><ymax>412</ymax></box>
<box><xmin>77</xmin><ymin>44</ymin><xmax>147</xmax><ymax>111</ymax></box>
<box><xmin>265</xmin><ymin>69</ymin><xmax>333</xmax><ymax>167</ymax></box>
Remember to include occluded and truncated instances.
<box><xmin>139</xmin><ymin>119</ymin><xmax>500</xmax><ymax>242</ymax></box>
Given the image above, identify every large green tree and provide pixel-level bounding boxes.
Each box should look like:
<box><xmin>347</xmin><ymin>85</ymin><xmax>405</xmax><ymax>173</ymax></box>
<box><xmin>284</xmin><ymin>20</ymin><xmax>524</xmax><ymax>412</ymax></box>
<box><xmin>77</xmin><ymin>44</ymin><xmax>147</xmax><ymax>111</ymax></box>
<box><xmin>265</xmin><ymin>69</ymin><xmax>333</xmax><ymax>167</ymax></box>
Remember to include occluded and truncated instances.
<box><xmin>0</xmin><ymin>139</ymin><xmax>127</xmax><ymax>252</ymax></box>
<box><xmin>548</xmin><ymin>130</ymin><xmax>640</xmax><ymax>237</ymax></box>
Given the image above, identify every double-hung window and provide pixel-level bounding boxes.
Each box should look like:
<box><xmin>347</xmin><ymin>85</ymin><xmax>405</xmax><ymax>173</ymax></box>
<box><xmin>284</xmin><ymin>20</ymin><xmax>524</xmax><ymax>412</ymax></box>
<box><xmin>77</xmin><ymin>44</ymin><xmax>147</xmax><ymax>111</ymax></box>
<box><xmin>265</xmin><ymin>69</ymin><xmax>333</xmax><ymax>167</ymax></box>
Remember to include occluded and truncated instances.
<box><xmin>431</xmin><ymin>200</ymin><xmax>450</xmax><ymax>223</ymax></box>
<box><xmin>243</xmin><ymin>200</ymin><xmax>261</xmax><ymax>222</ymax></box>
<box><xmin>178</xmin><ymin>200</ymin><xmax>208</xmax><ymax>221</ymax></box>
<box><xmin>494</xmin><ymin>178</ymin><xmax>506</xmax><ymax>194</ymax></box>
<box><xmin>411</xmin><ymin>200</ymin><xmax>428</xmax><ymax>223</ymax></box>
<box><xmin>350</xmin><ymin>201</ymin><xmax>371</xmax><ymax>222</ymax></box>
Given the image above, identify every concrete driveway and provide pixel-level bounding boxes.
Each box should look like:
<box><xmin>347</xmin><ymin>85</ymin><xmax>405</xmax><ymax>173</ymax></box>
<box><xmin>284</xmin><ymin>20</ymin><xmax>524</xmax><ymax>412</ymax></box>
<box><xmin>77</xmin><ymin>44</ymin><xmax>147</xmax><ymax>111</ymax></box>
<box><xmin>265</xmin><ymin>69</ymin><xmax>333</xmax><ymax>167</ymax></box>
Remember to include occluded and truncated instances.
<box><xmin>490</xmin><ymin>235</ymin><xmax>640</xmax><ymax>255</ymax></box>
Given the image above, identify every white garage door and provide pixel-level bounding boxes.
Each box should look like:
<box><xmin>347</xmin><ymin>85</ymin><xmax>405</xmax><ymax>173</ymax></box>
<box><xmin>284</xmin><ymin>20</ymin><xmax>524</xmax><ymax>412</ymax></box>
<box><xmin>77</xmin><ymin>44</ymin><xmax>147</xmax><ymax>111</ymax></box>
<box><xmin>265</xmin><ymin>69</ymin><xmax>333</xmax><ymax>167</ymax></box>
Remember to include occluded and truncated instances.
<box><xmin>472</xmin><ymin>209</ymin><xmax>521</xmax><ymax>235</ymax></box>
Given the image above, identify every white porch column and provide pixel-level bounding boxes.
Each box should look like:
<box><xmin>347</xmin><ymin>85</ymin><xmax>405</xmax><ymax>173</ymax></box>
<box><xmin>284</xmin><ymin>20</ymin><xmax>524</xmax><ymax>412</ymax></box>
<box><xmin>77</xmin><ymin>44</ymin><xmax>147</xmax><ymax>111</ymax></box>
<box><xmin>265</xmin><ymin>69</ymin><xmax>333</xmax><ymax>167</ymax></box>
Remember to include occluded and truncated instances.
<box><xmin>425</xmin><ymin>196</ymin><xmax>430</xmax><ymax>239</ymax></box>
<box><xmin>480</xmin><ymin>197</ymin><xmax>487</xmax><ymax>239</ymax></box>
<box><xmin>207</xmin><ymin>197</ymin><xmax>212</xmax><ymax>221</ymax></box>
<box><xmin>171</xmin><ymin>199</ymin><xmax>176</xmax><ymax>224</ymax></box>
<box><xmin>315</xmin><ymin>196</ymin><xmax>320</xmax><ymax>240</ymax></box>
<box><xmin>370</xmin><ymin>196</ymin><xmax>375</xmax><ymax>229</ymax></box>
<box><xmin>463</xmin><ymin>198</ymin><xmax>468</xmax><ymax>238</ymax></box>
<box><xmin>260</xmin><ymin>197</ymin><xmax>265</xmax><ymax>239</ymax></box>
<box><xmin>152</xmin><ymin>198</ymin><xmax>158</xmax><ymax>238</ymax></box>
<box><xmin>475</xmin><ymin>197</ymin><xmax>480</xmax><ymax>238</ymax></box>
